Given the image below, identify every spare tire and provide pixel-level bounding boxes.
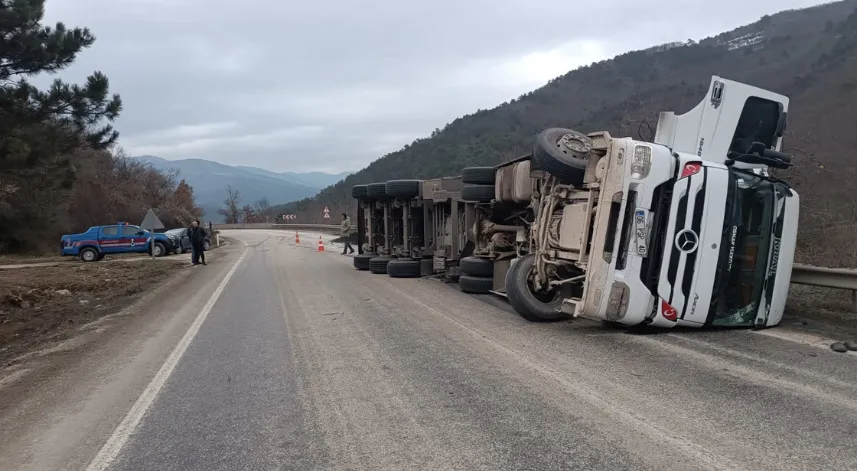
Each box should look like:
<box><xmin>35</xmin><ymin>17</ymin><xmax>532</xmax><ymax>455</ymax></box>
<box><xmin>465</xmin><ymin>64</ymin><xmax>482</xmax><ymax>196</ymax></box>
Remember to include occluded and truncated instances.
<box><xmin>462</xmin><ymin>167</ymin><xmax>495</xmax><ymax>185</ymax></box>
<box><xmin>369</xmin><ymin>255</ymin><xmax>393</xmax><ymax>274</ymax></box>
<box><xmin>505</xmin><ymin>254</ymin><xmax>570</xmax><ymax>322</ymax></box>
<box><xmin>533</xmin><ymin>128</ymin><xmax>592</xmax><ymax>186</ymax></box>
<box><xmin>385</xmin><ymin>179</ymin><xmax>422</xmax><ymax>199</ymax></box>
<box><xmin>459</xmin><ymin>275</ymin><xmax>493</xmax><ymax>294</ymax></box>
<box><xmin>366</xmin><ymin>183</ymin><xmax>389</xmax><ymax>200</ymax></box>
<box><xmin>353</xmin><ymin>252</ymin><xmax>375</xmax><ymax>270</ymax></box>
<box><xmin>352</xmin><ymin>185</ymin><xmax>369</xmax><ymax>200</ymax></box>
<box><xmin>460</xmin><ymin>256</ymin><xmax>493</xmax><ymax>277</ymax></box>
<box><xmin>461</xmin><ymin>184</ymin><xmax>494</xmax><ymax>202</ymax></box>
<box><xmin>387</xmin><ymin>258</ymin><xmax>422</xmax><ymax>278</ymax></box>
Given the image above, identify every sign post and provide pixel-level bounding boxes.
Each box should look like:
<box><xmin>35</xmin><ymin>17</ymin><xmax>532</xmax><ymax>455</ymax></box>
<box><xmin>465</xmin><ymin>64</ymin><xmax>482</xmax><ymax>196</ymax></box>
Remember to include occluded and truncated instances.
<box><xmin>140</xmin><ymin>209</ymin><xmax>165</xmax><ymax>260</ymax></box>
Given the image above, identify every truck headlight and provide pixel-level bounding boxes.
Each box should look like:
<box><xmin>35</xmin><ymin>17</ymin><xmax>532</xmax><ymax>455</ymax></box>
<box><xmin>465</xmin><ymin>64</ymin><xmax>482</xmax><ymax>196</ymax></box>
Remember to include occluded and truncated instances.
<box><xmin>630</xmin><ymin>145</ymin><xmax>652</xmax><ymax>179</ymax></box>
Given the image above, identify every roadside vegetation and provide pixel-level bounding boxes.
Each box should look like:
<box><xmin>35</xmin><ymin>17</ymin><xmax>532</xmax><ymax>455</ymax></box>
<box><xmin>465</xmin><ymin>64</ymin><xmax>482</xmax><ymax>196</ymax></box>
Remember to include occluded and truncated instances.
<box><xmin>0</xmin><ymin>0</ymin><xmax>202</xmax><ymax>255</ymax></box>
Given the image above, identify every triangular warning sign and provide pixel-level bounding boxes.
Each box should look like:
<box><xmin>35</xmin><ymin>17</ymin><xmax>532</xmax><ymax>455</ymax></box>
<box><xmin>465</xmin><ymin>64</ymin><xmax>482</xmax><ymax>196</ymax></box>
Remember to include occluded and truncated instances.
<box><xmin>140</xmin><ymin>209</ymin><xmax>165</xmax><ymax>231</ymax></box>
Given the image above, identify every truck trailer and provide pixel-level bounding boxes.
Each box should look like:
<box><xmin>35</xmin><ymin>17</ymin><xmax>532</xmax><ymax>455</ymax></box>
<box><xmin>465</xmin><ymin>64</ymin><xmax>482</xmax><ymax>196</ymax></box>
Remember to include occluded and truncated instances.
<box><xmin>351</xmin><ymin>76</ymin><xmax>798</xmax><ymax>329</ymax></box>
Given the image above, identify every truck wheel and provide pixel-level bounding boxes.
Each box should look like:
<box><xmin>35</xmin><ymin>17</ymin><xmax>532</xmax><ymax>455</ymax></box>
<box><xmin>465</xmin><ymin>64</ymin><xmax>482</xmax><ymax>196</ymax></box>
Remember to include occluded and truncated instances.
<box><xmin>80</xmin><ymin>248</ymin><xmax>99</xmax><ymax>262</ymax></box>
<box><xmin>369</xmin><ymin>256</ymin><xmax>393</xmax><ymax>274</ymax></box>
<box><xmin>505</xmin><ymin>254</ymin><xmax>570</xmax><ymax>322</ymax></box>
<box><xmin>461</xmin><ymin>184</ymin><xmax>495</xmax><ymax>202</ymax></box>
<box><xmin>533</xmin><ymin>128</ymin><xmax>592</xmax><ymax>186</ymax></box>
<box><xmin>385</xmin><ymin>180</ymin><xmax>422</xmax><ymax>199</ymax></box>
<box><xmin>387</xmin><ymin>258</ymin><xmax>421</xmax><ymax>278</ymax></box>
<box><xmin>352</xmin><ymin>184</ymin><xmax>369</xmax><ymax>200</ymax></box>
<box><xmin>462</xmin><ymin>167</ymin><xmax>495</xmax><ymax>185</ymax></box>
<box><xmin>353</xmin><ymin>253</ymin><xmax>375</xmax><ymax>270</ymax></box>
<box><xmin>151</xmin><ymin>242</ymin><xmax>166</xmax><ymax>257</ymax></box>
<box><xmin>459</xmin><ymin>275</ymin><xmax>493</xmax><ymax>294</ymax></box>
<box><xmin>460</xmin><ymin>256</ymin><xmax>493</xmax><ymax>277</ymax></box>
<box><xmin>367</xmin><ymin>183</ymin><xmax>389</xmax><ymax>200</ymax></box>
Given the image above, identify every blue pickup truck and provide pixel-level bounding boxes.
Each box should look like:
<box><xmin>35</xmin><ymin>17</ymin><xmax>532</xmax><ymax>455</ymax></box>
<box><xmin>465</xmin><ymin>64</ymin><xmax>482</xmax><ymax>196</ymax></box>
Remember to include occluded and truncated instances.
<box><xmin>60</xmin><ymin>223</ymin><xmax>179</xmax><ymax>262</ymax></box>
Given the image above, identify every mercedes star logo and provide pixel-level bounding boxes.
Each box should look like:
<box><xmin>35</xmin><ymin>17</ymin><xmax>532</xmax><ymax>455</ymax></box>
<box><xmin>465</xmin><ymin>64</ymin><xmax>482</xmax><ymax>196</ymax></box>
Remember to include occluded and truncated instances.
<box><xmin>674</xmin><ymin>229</ymin><xmax>699</xmax><ymax>253</ymax></box>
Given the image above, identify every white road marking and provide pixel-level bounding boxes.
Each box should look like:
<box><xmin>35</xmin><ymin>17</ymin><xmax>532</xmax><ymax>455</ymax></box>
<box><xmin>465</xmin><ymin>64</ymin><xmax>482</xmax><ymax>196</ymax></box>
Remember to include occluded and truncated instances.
<box><xmin>84</xmin><ymin>249</ymin><xmax>248</xmax><ymax>471</ymax></box>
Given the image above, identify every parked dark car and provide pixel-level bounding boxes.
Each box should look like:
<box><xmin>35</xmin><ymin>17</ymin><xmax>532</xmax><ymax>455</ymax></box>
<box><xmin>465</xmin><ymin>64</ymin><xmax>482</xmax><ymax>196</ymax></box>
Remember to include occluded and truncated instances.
<box><xmin>164</xmin><ymin>228</ymin><xmax>211</xmax><ymax>254</ymax></box>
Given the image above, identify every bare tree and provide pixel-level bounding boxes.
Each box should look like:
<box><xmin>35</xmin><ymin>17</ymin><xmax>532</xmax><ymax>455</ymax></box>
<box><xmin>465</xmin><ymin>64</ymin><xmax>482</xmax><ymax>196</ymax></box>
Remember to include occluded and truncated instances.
<box><xmin>218</xmin><ymin>186</ymin><xmax>241</xmax><ymax>224</ymax></box>
<box><xmin>254</xmin><ymin>197</ymin><xmax>271</xmax><ymax>221</ymax></box>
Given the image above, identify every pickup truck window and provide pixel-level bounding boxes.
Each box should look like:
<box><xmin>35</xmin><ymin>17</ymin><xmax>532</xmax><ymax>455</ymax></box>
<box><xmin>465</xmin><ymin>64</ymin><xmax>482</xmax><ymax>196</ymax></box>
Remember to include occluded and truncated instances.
<box><xmin>122</xmin><ymin>225</ymin><xmax>143</xmax><ymax>235</ymax></box>
<box><xmin>102</xmin><ymin>226</ymin><xmax>119</xmax><ymax>236</ymax></box>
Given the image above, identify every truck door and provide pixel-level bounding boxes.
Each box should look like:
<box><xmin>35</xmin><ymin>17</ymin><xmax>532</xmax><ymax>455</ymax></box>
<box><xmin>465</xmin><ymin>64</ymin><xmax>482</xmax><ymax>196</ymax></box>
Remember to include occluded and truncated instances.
<box><xmin>121</xmin><ymin>225</ymin><xmax>149</xmax><ymax>253</ymax></box>
<box><xmin>98</xmin><ymin>226</ymin><xmax>122</xmax><ymax>253</ymax></box>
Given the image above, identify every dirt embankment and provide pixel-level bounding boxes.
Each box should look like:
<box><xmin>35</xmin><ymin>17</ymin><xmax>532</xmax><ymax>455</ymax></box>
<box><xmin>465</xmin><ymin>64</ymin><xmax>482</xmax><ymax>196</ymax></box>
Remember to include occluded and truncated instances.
<box><xmin>0</xmin><ymin>261</ymin><xmax>185</xmax><ymax>367</ymax></box>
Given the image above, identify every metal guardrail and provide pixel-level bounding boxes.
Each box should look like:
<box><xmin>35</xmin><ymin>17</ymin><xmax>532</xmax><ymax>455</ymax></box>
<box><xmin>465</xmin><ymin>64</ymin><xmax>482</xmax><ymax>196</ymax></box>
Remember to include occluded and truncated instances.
<box><xmin>214</xmin><ymin>223</ymin><xmax>340</xmax><ymax>233</ymax></box>
<box><xmin>791</xmin><ymin>263</ymin><xmax>857</xmax><ymax>312</ymax></box>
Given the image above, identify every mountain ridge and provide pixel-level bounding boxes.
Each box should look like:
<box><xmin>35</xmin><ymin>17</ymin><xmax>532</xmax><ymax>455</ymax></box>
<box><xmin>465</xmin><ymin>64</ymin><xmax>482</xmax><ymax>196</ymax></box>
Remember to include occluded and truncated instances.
<box><xmin>133</xmin><ymin>155</ymin><xmax>353</xmax><ymax>221</ymax></box>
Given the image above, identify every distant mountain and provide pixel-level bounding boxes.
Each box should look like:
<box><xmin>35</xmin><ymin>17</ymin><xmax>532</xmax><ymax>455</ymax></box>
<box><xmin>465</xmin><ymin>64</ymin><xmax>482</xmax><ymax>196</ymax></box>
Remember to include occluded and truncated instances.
<box><xmin>133</xmin><ymin>155</ymin><xmax>353</xmax><ymax>221</ymax></box>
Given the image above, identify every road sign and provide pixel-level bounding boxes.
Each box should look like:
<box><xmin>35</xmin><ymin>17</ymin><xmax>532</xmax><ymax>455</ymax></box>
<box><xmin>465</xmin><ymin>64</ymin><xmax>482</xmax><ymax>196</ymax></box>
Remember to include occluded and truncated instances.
<box><xmin>323</xmin><ymin>206</ymin><xmax>330</xmax><ymax>219</ymax></box>
<box><xmin>140</xmin><ymin>208</ymin><xmax>165</xmax><ymax>232</ymax></box>
<box><xmin>140</xmin><ymin>209</ymin><xmax>164</xmax><ymax>260</ymax></box>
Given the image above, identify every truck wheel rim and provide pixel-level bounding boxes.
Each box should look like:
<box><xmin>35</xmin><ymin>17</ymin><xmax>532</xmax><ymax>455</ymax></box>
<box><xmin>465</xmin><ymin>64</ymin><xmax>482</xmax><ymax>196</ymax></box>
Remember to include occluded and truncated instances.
<box><xmin>84</xmin><ymin>251</ymin><xmax>95</xmax><ymax>260</ymax></box>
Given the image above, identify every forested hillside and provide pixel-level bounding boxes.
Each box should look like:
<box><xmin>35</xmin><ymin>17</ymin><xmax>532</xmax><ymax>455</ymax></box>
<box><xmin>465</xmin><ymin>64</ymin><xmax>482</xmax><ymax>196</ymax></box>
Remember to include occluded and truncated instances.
<box><xmin>283</xmin><ymin>0</ymin><xmax>857</xmax><ymax>267</ymax></box>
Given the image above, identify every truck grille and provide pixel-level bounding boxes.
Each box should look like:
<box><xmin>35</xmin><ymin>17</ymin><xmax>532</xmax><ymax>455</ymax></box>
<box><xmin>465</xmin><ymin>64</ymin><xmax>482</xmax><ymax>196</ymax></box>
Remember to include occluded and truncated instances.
<box><xmin>640</xmin><ymin>181</ymin><xmax>673</xmax><ymax>294</ymax></box>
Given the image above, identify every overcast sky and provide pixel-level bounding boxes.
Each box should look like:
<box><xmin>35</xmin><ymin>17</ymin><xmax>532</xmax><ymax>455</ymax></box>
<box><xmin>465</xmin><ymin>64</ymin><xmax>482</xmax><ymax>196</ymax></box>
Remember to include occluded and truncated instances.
<box><xmin>43</xmin><ymin>0</ymin><xmax>827</xmax><ymax>173</ymax></box>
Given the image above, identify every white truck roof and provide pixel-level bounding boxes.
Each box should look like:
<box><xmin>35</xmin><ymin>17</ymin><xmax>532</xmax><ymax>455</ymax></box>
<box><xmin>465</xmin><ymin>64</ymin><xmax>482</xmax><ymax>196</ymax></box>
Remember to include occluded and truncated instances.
<box><xmin>654</xmin><ymin>76</ymin><xmax>789</xmax><ymax>168</ymax></box>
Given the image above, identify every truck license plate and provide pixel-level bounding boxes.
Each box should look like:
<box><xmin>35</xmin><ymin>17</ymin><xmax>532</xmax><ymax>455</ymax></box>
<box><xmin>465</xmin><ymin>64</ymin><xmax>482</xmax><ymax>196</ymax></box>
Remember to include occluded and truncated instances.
<box><xmin>634</xmin><ymin>209</ymin><xmax>648</xmax><ymax>257</ymax></box>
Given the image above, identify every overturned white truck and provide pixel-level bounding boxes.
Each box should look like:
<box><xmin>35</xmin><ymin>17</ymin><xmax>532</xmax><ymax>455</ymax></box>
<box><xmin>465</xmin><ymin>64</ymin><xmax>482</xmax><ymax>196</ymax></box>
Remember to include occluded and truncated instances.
<box><xmin>352</xmin><ymin>76</ymin><xmax>799</xmax><ymax>329</ymax></box>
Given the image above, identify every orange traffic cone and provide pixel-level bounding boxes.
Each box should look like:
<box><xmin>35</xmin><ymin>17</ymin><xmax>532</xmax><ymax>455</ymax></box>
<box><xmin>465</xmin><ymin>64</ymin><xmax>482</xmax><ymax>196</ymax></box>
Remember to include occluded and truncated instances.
<box><xmin>317</xmin><ymin>236</ymin><xmax>325</xmax><ymax>252</ymax></box>
<box><xmin>295</xmin><ymin>232</ymin><xmax>300</xmax><ymax>244</ymax></box>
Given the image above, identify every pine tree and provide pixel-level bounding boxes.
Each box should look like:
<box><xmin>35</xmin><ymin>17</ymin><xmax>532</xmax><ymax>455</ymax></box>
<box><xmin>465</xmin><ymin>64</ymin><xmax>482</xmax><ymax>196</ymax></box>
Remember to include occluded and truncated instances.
<box><xmin>0</xmin><ymin>0</ymin><xmax>122</xmax><ymax>249</ymax></box>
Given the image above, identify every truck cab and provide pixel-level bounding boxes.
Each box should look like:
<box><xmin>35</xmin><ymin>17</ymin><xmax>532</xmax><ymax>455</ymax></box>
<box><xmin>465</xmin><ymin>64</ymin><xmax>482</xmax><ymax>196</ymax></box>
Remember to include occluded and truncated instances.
<box><xmin>570</xmin><ymin>76</ymin><xmax>799</xmax><ymax>328</ymax></box>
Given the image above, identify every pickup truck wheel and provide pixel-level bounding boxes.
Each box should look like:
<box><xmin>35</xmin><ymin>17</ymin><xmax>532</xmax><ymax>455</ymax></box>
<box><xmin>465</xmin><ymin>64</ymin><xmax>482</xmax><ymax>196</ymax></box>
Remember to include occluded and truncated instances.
<box><xmin>461</xmin><ymin>184</ymin><xmax>495</xmax><ymax>202</ymax></box>
<box><xmin>460</xmin><ymin>256</ymin><xmax>493</xmax><ymax>277</ymax></box>
<box><xmin>366</xmin><ymin>183</ymin><xmax>390</xmax><ymax>201</ymax></box>
<box><xmin>505</xmin><ymin>254</ymin><xmax>570</xmax><ymax>322</ymax></box>
<box><xmin>533</xmin><ymin>128</ymin><xmax>592</xmax><ymax>186</ymax></box>
<box><xmin>354</xmin><ymin>252</ymin><xmax>375</xmax><ymax>270</ymax></box>
<box><xmin>80</xmin><ymin>248</ymin><xmax>99</xmax><ymax>262</ymax></box>
<box><xmin>387</xmin><ymin>258</ymin><xmax>421</xmax><ymax>278</ymax></box>
<box><xmin>385</xmin><ymin>180</ymin><xmax>422</xmax><ymax>199</ymax></box>
<box><xmin>462</xmin><ymin>167</ymin><xmax>495</xmax><ymax>185</ymax></box>
<box><xmin>369</xmin><ymin>255</ymin><xmax>393</xmax><ymax>274</ymax></box>
<box><xmin>459</xmin><ymin>275</ymin><xmax>493</xmax><ymax>294</ymax></box>
<box><xmin>152</xmin><ymin>242</ymin><xmax>166</xmax><ymax>257</ymax></box>
<box><xmin>352</xmin><ymin>184</ymin><xmax>369</xmax><ymax>200</ymax></box>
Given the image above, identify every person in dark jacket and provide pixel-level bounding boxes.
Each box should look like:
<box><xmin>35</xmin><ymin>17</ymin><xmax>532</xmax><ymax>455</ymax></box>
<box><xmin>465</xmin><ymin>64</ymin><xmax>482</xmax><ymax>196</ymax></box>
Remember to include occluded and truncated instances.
<box><xmin>188</xmin><ymin>219</ymin><xmax>207</xmax><ymax>265</ymax></box>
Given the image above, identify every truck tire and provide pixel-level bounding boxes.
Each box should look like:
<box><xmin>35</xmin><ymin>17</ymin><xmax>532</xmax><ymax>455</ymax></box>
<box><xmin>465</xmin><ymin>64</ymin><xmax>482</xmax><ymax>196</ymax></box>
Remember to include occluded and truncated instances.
<box><xmin>533</xmin><ymin>128</ymin><xmax>592</xmax><ymax>186</ymax></box>
<box><xmin>459</xmin><ymin>275</ymin><xmax>493</xmax><ymax>294</ymax></box>
<box><xmin>352</xmin><ymin>184</ymin><xmax>369</xmax><ymax>200</ymax></box>
<box><xmin>80</xmin><ymin>247</ymin><xmax>99</xmax><ymax>262</ymax></box>
<box><xmin>369</xmin><ymin>255</ymin><xmax>393</xmax><ymax>274</ymax></box>
<box><xmin>460</xmin><ymin>256</ymin><xmax>493</xmax><ymax>277</ymax></box>
<box><xmin>367</xmin><ymin>183</ymin><xmax>389</xmax><ymax>200</ymax></box>
<box><xmin>462</xmin><ymin>167</ymin><xmax>495</xmax><ymax>185</ymax></box>
<box><xmin>353</xmin><ymin>253</ymin><xmax>375</xmax><ymax>270</ymax></box>
<box><xmin>505</xmin><ymin>254</ymin><xmax>570</xmax><ymax>322</ymax></box>
<box><xmin>385</xmin><ymin>179</ymin><xmax>422</xmax><ymax>199</ymax></box>
<box><xmin>387</xmin><ymin>258</ymin><xmax>421</xmax><ymax>278</ymax></box>
<box><xmin>150</xmin><ymin>242</ymin><xmax>167</xmax><ymax>257</ymax></box>
<box><xmin>461</xmin><ymin>184</ymin><xmax>495</xmax><ymax>202</ymax></box>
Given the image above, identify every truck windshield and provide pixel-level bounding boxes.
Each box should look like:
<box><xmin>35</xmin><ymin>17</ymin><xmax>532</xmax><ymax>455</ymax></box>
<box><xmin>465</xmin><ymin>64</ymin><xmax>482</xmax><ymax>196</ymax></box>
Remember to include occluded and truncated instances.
<box><xmin>708</xmin><ymin>169</ymin><xmax>775</xmax><ymax>327</ymax></box>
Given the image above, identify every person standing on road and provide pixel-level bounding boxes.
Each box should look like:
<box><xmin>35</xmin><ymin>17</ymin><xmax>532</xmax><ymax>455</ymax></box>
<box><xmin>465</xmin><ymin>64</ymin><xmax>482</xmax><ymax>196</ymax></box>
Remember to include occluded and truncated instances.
<box><xmin>188</xmin><ymin>219</ymin><xmax>207</xmax><ymax>266</ymax></box>
<box><xmin>340</xmin><ymin>213</ymin><xmax>355</xmax><ymax>255</ymax></box>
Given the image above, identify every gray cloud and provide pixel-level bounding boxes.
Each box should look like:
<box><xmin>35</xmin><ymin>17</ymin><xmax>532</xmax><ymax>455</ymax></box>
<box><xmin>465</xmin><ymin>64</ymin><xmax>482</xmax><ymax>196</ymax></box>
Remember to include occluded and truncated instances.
<box><xmin>43</xmin><ymin>0</ymin><xmax>827</xmax><ymax>173</ymax></box>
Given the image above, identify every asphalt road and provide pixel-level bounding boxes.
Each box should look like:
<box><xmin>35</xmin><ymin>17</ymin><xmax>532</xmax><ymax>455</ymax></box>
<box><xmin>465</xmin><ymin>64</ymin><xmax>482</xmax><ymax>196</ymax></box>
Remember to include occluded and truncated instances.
<box><xmin>1</xmin><ymin>229</ymin><xmax>856</xmax><ymax>471</ymax></box>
